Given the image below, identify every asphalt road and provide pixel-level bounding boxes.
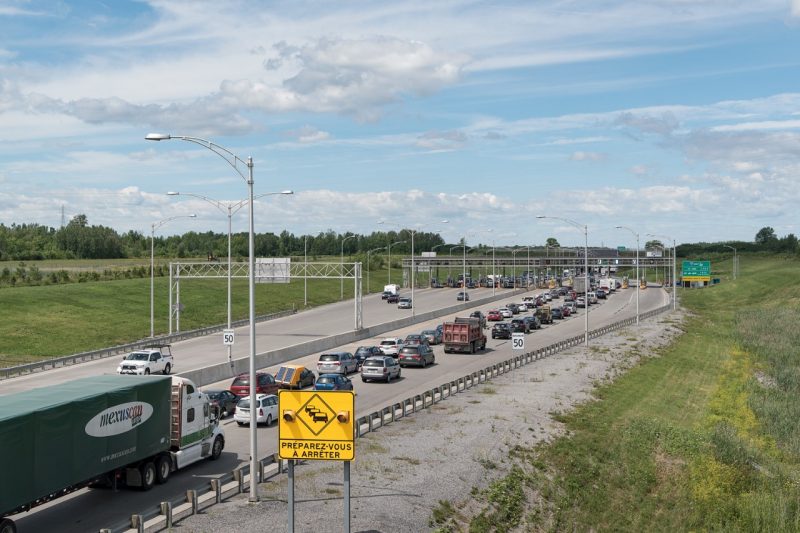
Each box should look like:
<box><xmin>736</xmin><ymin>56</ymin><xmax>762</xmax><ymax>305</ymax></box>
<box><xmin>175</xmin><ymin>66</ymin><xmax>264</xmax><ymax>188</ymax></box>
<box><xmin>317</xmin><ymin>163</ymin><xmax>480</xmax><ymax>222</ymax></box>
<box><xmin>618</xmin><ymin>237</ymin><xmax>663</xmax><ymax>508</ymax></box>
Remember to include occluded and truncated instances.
<box><xmin>8</xmin><ymin>286</ymin><xmax>671</xmax><ymax>533</ymax></box>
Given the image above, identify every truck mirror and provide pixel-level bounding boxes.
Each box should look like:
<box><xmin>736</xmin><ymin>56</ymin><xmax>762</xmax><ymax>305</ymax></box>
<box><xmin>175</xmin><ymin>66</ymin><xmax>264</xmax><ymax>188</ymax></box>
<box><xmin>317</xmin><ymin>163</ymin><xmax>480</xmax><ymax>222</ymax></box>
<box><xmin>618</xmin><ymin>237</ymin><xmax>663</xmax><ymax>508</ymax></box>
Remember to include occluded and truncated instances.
<box><xmin>282</xmin><ymin>410</ymin><xmax>296</xmax><ymax>422</ymax></box>
<box><xmin>336</xmin><ymin>411</ymin><xmax>350</xmax><ymax>423</ymax></box>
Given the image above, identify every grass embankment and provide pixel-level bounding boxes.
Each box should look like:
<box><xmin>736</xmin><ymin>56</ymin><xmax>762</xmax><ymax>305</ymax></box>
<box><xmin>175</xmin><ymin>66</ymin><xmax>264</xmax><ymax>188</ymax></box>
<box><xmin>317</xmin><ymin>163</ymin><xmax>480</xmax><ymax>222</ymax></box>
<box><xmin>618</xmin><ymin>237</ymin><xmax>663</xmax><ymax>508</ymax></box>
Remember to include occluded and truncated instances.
<box><xmin>455</xmin><ymin>256</ymin><xmax>800</xmax><ymax>531</ymax></box>
<box><xmin>0</xmin><ymin>260</ymin><xmax>406</xmax><ymax>363</ymax></box>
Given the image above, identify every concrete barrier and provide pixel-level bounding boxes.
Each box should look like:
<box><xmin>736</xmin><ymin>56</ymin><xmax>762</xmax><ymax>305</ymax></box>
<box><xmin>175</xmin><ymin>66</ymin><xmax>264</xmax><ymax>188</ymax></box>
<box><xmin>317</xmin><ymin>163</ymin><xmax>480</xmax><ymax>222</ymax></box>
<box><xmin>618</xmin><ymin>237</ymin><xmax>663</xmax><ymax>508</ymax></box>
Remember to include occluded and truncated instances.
<box><xmin>179</xmin><ymin>287</ymin><xmax>531</xmax><ymax>387</ymax></box>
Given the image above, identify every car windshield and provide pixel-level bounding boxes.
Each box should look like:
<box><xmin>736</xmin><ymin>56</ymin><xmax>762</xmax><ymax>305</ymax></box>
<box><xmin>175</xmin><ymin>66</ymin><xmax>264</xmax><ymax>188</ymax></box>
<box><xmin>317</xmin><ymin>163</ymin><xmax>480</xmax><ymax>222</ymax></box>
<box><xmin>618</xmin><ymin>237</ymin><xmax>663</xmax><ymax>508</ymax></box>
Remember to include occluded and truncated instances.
<box><xmin>237</xmin><ymin>398</ymin><xmax>251</xmax><ymax>409</ymax></box>
<box><xmin>363</xmin><ymin>359</ymin><xmax>384</xmax><ymax>367</ymax></box>
<box><xmin>319</xmin><ymin>354</ymin><xmax>339</xmax><ymax>361</ymax></box>
<box><xmin>380</xmin><ymin>340</ymin><xmax>396</xmax><ymax>346</ymax></box>
<box><xmin>126</xmin><ymin>352</ymin><xmax>149</xmax><ymax>361</ymax></box>
<box><xmin>232</xmin><ymin>377</ymin><xmax>249</xmax><ymax>386</ymax></box>
<box><xmin>317</xmin><ymin>376</ymin><xmax>335</xmax><ymax>384</ymax></box>
<box><xmin>400</xmin><ymin>347</ymin><xmax>419</xmax><ymax>354</ymax></box>
<box><xmin>206</xmin><ymin>391</ymin><xmax>221</xmax><ymax>399</ymax></box>
<box><xmin>421</xmin><ymin>330</ymin><xmax>434</xmax><ymax>335</ymax></box>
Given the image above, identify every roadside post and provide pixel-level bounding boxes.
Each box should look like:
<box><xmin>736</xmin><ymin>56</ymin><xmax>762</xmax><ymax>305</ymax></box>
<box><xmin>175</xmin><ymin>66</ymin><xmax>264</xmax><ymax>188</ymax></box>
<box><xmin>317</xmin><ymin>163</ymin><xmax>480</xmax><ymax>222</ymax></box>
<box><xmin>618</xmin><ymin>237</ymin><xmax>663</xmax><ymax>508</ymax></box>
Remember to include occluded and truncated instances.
<box><xmin>222</xmin><ymin>329</ymin><xmax>234</xmax><ymax>369</ymax></box>
<box><xmin>279</xmin><ymin>390</ymin><xmax>355</xmax><ymax>532</ymax></box>
<box><xmin>512</xmin><ymin>332</ymin><xmax>525</xmax><ymax>351</ymax></box>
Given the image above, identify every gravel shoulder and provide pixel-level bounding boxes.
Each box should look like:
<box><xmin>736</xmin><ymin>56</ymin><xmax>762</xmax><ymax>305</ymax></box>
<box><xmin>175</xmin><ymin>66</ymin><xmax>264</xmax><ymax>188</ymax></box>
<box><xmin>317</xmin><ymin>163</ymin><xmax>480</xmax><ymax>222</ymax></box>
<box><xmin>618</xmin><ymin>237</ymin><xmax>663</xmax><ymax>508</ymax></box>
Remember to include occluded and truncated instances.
<box><xmin>176</xmin><ymin>308</ymin><xmax>685</xmax><ymax>533</ymax></box>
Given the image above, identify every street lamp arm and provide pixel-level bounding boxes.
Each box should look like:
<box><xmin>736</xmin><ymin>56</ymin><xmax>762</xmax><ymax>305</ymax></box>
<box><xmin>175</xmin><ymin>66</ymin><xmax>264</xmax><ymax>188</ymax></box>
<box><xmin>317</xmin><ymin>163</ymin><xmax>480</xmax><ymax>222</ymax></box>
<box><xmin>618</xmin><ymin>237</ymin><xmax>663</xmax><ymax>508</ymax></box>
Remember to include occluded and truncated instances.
<box><xmin>146</xmin><ymin>134</ymin><xmax>251</xmax><ymax>183</ymax></box>
<box><xmin>152</xmin><ymin>213</ymin><xmax>197</xmax><ymax>232</ymax></box>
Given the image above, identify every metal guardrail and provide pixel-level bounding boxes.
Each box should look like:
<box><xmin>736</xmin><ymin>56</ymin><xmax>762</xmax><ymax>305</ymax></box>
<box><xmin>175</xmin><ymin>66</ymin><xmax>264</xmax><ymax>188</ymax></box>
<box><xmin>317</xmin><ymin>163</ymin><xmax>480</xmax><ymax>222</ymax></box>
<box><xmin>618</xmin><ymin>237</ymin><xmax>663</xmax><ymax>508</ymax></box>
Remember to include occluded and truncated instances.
<box><xmin>104</xmin><ymin>301</ymin><xmax>673</xmax><ymax>533</ymax></box>
<box><xmin>0</xmin><ymin>308</ymin><xmax>297</xmax><ymax>381</ymax></box>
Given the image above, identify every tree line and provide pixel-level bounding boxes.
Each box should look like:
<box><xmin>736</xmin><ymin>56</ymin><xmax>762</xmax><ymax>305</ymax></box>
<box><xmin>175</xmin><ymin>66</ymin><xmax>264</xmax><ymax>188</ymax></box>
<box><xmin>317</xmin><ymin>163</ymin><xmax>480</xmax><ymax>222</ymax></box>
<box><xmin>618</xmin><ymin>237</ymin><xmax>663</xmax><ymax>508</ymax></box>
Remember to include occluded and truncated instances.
<box><xmin>0</xmin><ymin>215</ymin><xmax>446</xmax><ymax>262</ymax></box>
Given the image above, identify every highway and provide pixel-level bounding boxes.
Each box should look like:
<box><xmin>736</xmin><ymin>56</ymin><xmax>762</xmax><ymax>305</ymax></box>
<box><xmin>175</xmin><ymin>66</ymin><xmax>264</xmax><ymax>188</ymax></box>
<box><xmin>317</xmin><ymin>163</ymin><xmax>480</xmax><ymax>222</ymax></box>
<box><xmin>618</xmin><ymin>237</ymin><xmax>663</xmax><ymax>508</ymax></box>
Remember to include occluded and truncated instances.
<box><xmin>8</xmin><ymin>286</ymin><xmax>671</xmax><ymax>532</ymax></box>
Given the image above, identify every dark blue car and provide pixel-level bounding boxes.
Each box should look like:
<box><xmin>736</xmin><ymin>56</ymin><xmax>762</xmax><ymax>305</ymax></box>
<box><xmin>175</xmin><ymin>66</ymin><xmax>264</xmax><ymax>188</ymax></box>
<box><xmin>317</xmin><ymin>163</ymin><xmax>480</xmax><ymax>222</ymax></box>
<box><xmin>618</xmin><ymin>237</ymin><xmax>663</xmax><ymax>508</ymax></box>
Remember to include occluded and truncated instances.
<box><xmin>314</xmin><ymin>374</ymin><xmax>354</xmax><ymax>391</ymax></box>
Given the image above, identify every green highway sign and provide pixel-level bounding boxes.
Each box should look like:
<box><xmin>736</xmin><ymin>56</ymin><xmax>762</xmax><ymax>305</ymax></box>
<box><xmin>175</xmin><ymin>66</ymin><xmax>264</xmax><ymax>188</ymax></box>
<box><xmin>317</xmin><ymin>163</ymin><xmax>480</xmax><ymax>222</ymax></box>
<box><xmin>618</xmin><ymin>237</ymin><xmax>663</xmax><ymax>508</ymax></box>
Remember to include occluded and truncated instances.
<box><xmin>682</xmin><ymin>260</ymin><xmax>711</xmax><ymax>281</ymax></box>
<box><xmin>617</xmin><ymin>246</ymin><xmax>626</xmax><ymax>252</ymax></box>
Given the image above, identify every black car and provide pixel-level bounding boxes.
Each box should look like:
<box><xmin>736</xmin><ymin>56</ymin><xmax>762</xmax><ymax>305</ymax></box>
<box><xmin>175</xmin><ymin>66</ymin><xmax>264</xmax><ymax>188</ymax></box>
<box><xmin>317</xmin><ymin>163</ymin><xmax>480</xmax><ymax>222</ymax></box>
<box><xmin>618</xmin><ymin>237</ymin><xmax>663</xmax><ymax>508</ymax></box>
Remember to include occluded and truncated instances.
<box><xmin>381</xmin><ymin>291</ymin><xmax>391</xmax><ymax>300</ymax></box>
<box><xmin>511</xmin><ymin>318</ymin><xmax>530</xmax><ymax>333</ymax></box>
<box><xmin>506</xmin><ymin>303</ymin><xmax>520</xmax><ymax>314</ymax></box>
<box><xmin>595</xmin><ymin>289</ymin><xmax>607</xmax><ymax>299</ymax></box>
<box><xmin>354</xmin><ymin>346</ymin><xmax>383</xmax><ymax>367</ymax></box>
<box><xmin>204</xmin><ymin>389</ymin><xmax>239</xmax><ymax>418</ymax></box>
<box><xmin>387</xmin><ymin>293</ymin><xmax>400</xmax><ymax>304</ymax></box>
<box><xmin>398</xmin><ymin>344</ymin><xmax>436</xmax><ymax>368</ymax></box>
<box><xmin>551</xmin><ymin>307</ymin><xmax>564</xmax><ymax>320</ymax></box>
<box><xmin>492</xmin><ymin>323</ymin><xmax>512</xmax><ymax>339</ymax></box>
<box><xmin>457</xmin><ymin>291</ymin><xmax>470</xmax><ymax>301</ymax></box>
<box><xmin>524</xmin><ymin>315</ymin><xmax>541</xmax><ymax>330</ymax></box>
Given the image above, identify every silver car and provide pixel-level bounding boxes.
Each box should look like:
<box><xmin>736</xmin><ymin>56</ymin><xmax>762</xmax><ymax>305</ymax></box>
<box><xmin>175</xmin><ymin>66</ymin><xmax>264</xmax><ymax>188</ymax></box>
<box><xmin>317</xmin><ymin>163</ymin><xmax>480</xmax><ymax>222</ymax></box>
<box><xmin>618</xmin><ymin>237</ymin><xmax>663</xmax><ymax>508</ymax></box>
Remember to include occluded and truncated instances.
<box><xmin>317</xmin><ymin>352</ymin><xmax>358</xmax><ymax>375</ymax></box>
<box><xmin>360</xmin><ymin>356</ymin><xmax>401</xmax><ymax>383</ymax></box>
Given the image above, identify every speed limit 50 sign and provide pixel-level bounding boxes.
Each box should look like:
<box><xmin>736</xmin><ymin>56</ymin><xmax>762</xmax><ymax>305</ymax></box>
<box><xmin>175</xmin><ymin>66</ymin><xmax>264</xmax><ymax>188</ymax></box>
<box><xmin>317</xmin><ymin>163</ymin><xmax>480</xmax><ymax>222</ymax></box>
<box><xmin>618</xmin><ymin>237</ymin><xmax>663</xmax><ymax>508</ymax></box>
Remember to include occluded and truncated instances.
<box><xmin>511</xmin><ymin>332</ymin><xmax>525</xmax><ymax>350</ymax></box>
<box><xmin>223</xmin><ymin>329</ymin><xmax>235</xmax><ymax>346</ymax></box>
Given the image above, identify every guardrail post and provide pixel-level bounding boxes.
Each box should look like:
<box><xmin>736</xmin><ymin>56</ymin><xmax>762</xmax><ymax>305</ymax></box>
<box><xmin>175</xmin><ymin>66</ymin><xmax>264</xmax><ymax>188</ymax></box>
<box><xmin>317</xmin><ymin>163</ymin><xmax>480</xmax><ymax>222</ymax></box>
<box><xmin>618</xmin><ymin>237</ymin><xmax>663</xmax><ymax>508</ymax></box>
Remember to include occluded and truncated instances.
<box><xmin>211</xmin><ymin>478</ymin><xmax>222</xmax><ymax>503</ymax></box>
<box><xmin>131</xmin><ymin>514</ymin><xmax>144</xmax><ymax>533</ymax></box>
<box><xmin>234</xmin><ymin>468</ymin><xmax>245</xmax><ymax>494</ymax></box>
<box><xmin>161</xmin><ymin>501</ymin><xmax>173</xmax><ymax>529</ymax></box>
<box><xmin>187</xmin><ymin>489</ymin><xmax>198</xmax><ymax>515</ymax></box>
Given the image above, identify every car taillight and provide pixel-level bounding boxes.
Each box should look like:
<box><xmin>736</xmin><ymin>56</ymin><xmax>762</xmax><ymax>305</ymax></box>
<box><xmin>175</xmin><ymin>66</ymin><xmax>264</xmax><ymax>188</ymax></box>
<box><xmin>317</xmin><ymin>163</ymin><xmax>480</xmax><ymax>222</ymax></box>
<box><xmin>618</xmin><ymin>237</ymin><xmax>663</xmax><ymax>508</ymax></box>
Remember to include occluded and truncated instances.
<box><xmin>383</xmin><ymin>368</ymin><xmax>388</xmax><ymax>373</ymax></box>
<box><xmin>259</xmin><ymin>408</ymin><xmax>264</xmax><ymax>416</ymax></box>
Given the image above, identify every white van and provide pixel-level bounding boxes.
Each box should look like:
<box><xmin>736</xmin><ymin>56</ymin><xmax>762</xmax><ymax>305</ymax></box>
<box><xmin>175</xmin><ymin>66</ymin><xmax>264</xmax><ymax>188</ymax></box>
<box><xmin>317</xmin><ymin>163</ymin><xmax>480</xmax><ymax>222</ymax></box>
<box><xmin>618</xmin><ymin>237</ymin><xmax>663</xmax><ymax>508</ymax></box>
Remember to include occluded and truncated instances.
<box><xmin>383</xmin><ymin>284</ymin><xmax>400</xmax><ymax>295</ymax></box>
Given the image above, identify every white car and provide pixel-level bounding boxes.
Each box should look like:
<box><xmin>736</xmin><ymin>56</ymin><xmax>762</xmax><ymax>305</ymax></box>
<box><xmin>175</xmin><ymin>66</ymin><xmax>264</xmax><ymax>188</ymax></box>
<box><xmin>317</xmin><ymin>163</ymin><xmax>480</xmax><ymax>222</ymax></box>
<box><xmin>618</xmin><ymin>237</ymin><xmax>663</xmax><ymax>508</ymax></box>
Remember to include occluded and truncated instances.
<box><xmin>379</xmin><ymin>338</ymin><xmax>403</xmax><ymax>356</ymax></box>
<box><xmin>517</xmin><ymin>303</ymin><xmax>528</xmax><ymax>312</ymax></box>
<box><xmin>234</xmin><ymin>393</ymin><xmax>278</xmax><ymax>426</ymax></box>
<box><xmin>498</xmin><ymin>308</ymin><xmax>513</xmax><ymax>319</ymax></box>
<box><xmin>397</xmin><ymin>297</ymin><xmax>412</xmax><ymax>309</ymax></box>
<box><xmin>587</xmin><ymin>292</ymin><xmax>598</xmax><ymax>304</ymax></box>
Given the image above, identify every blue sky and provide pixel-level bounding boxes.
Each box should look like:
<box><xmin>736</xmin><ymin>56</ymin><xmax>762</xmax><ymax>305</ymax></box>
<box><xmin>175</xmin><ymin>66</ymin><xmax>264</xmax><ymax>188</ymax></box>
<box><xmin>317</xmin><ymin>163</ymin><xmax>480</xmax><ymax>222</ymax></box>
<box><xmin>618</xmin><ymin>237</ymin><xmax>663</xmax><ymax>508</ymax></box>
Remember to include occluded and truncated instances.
<box><xmin>1</xmin><ymin>0</ymin><xmax>800</xmax><ymax>249</ymax></box>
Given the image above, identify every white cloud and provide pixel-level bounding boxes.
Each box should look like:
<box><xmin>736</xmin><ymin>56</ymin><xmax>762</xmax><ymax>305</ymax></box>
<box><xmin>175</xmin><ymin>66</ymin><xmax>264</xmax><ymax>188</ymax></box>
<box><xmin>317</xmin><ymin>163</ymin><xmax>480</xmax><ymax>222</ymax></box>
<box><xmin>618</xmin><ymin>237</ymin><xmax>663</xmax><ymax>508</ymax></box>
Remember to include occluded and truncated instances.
<box><xmin>416</xmin><ymin>130</ymin><xmax>467</xmax><ymax>151</ymax></box>
<box><xmin>570</xmin><ymin>151</ymin><xmax>607</xmax><ymax>162</ymax></box>
<box><xmin>792</xmin><ymin>0</ymin><xmax>800</xmax><ymax>17</ymax></box>
<box><xmin>285</xmin><ymin>126</ymin><xmax>330</xmax><ymax>144</ymax></box>
<box><xmin>710</xmin><ymin>119</ymin><xmax>800</xmax><ymax>132</ymax></box>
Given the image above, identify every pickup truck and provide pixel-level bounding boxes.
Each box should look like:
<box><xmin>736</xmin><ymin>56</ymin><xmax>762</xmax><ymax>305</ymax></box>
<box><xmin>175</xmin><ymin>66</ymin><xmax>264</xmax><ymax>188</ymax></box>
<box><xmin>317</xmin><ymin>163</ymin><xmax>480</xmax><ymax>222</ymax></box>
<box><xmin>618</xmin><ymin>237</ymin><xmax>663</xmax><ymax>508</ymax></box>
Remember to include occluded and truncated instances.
<box><xmin>117</xmin><ymin>344</ymin><xmax>174</xmax><ymax>375</ymax></box>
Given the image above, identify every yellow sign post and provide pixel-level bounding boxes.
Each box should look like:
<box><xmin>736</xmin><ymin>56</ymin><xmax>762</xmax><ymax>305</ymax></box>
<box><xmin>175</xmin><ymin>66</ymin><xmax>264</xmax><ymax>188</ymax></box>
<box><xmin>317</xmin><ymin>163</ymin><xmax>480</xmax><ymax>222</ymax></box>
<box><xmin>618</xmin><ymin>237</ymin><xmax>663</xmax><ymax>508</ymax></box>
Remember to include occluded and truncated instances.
<box><xmin>278</xmin><ymin>390</ymin><xmax>355</xmax><ymax>461</ymax></box>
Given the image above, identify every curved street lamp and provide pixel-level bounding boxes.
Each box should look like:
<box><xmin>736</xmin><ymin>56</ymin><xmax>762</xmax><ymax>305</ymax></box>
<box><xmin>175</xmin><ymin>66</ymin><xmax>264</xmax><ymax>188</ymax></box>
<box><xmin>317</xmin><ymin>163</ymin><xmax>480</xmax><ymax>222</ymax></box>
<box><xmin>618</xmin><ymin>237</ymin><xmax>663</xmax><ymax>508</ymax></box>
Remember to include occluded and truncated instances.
<box><xmin>537</xmin><ymin>215</ymin><xmax>589</xmax><ymax>347</ymax></box>
<box><xmin>150</xmin><ymin>214</ymin><xmax>196</xmax><ymax>338</ymax></box>
<box><xmin>167</xmin><ymin>191</ymin><xmax>293</xmax><ymax>364</ymax></box>
<box><xmin>647</xmin><ymin>233</ymin><xmax>677</xmax><ymax>311</ymax></box>
<box><xmin>146</xmin><ymin>132</ymin><xmax>263</xmax><ymax>502</ymax></box>
<box><xmin>722</xmin><ymin>244</ymin><xmax>737</xmax><ymax>280</ymax></box>
<box><xmin>387</xmin><ymin>240</ymin><xmax>406</xmax><ymax>285</ymax></box>
<box><xmin>615</xmin><ymin>225</ymin><xmax>640</xmax><ymax>326</ymax></box>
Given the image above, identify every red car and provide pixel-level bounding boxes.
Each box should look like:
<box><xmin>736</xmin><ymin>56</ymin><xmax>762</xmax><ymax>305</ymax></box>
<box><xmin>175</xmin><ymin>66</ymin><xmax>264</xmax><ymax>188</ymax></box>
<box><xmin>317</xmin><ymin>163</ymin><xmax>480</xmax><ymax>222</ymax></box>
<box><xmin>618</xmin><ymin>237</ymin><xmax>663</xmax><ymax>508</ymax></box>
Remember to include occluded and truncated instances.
<box><xmin>561</xmin><ymin>306</ymin><xmax>571</xmax><ymax>317</ymax></box>
<box><xmin>487</xmin><ymin>310</ymin><xmax>503</xmax><ymax>321</ymax></box>
<box><xmin>230</xmin><ymin>372</ymin><xmax>279</xmax><ymax>397</ymax></box>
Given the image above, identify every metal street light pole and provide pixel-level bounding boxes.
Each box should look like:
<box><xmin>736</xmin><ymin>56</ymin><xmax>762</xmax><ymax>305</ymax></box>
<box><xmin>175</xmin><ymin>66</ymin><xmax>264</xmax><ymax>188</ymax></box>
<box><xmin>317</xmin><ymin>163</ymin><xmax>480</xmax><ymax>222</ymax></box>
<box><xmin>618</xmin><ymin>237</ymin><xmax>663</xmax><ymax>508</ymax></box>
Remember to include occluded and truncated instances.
<box><xmin>648</xmin><ymin>233</ymin><xmax>677</xmax><ymax>311</ymax></box>
<box><xmin>538</xmin><ymin>216</ymin><xmax>589</xmax><ymax>347</ymax></box>
<box><xmin>146</xmin><ymin>133</ymin><xmax>265</xmax><ymax>503</ymax></box>
<box><xmin>341</xmin><ymin>234</ymin><xmax>357</xmax><ymax>300</ymax></box>
<box><xmin>615</xmin><ymin>225</ymin><xmax>640</xmax><ymax>326</ymax></box>
<box><xmin>388</xmin><ymin>240</ymin><xmax>406</xmax><ymax>285</ymax></box>
<box><xmin>167</xmin><ymin>191</ymin><xmax>292</xmax><ymax>363</ymax></box>
<box><xmin>150</xmin><ymin>214</ymin><xmax>196</xmax><ymax>338</ymax></box>
<box><xmin>723</xmin><ymin>244</ymin><xmax>737</xmax><ymax>280</ymax></box>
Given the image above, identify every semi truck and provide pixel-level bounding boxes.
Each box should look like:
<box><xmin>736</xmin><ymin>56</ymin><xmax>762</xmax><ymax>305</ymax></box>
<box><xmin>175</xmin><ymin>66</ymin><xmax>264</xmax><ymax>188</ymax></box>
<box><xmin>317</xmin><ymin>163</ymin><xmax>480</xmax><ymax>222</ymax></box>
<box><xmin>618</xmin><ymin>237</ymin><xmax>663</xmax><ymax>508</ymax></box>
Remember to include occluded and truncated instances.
<box><xmin>442</xmin><ymin>317</ymin><xmax>487</xmax><ymax>354</ymax></box>
<box><xmin>0</xmin><ymin>375</ymin><xmax>225</xmax><ymax>533</ymax></box>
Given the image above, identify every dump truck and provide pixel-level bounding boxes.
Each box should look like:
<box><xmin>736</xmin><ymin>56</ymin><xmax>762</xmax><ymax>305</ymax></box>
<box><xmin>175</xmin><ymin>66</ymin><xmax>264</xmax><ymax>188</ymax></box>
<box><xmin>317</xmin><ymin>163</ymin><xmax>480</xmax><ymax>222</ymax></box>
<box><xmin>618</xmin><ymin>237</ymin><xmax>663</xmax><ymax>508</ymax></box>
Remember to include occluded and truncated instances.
<box><xmin>0</xmin><ymin>375</ymin><xmax>225</xmax><ymax>533</ymax></box>
<box><xmin>536</xmin><ymin>305</ymin><xmax>553</xmax><ymax>324</ymax></box>
<box><xmin>442</xmin><ymin>317</ymin><xmax>487</xmax><ymax>354</ymax></box>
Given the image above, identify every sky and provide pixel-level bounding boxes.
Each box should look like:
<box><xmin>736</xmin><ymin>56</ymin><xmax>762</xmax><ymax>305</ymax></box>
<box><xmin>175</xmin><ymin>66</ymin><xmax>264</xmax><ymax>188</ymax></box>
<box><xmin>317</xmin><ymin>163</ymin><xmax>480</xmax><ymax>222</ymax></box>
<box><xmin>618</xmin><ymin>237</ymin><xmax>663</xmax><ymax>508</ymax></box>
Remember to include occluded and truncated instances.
<box><xmin>1</xmin><ymin>0</ymin><xmax>800</xmax><ymax>249</ymax></box>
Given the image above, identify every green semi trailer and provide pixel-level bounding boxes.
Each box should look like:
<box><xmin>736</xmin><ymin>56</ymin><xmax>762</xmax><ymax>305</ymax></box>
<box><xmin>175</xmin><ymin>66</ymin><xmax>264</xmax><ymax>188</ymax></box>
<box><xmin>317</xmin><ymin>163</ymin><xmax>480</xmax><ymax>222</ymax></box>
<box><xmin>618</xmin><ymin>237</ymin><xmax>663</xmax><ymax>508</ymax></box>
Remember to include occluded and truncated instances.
<box><xmin>0</xmin><ymin>375</ymin><xmax>225</xmax><ymax>533</ymax></box>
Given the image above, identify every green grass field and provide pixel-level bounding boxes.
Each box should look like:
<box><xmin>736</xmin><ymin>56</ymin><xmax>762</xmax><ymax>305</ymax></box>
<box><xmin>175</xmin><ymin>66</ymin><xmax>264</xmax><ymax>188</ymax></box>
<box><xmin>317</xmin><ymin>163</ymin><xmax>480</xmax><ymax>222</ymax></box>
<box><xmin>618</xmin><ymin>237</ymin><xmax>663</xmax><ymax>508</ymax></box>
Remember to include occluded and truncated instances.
<box><xmin>467</xmin><ymin>255</ymin><xmax>800</xmax><ymax>531</ymax></box>
<box><xmin>0</xmin><ymin>258</ymin><xmax>424</xmax><ymax>363</ymax></box>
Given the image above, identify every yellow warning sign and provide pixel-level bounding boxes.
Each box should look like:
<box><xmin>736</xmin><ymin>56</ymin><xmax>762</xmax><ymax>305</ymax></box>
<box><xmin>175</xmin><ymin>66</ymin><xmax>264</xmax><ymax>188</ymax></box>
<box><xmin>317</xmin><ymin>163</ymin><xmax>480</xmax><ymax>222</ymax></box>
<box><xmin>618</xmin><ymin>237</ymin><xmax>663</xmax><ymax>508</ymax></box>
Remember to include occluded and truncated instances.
<box><xmin>278</xmin><ymin>390</ymin><xmax>355</xmax><ymax>461</ymax></box>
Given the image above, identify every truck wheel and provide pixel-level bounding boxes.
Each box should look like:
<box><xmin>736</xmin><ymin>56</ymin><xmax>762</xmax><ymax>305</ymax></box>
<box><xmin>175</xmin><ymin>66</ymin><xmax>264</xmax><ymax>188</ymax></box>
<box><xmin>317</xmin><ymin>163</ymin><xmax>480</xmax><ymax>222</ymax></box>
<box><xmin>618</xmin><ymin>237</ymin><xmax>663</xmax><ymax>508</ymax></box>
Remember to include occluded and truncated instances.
<box><xmin>144</xmin><ymin>368</ymin><xmax>150</xmax><ymax>375</ymax></box>
<box><xmin>0</xmin><ymin>518</ymin><xmax>17</xmax><ymax>533</ymax></box>
<box><xmin>140</xmin><ymin>461</ymin><xmax>156</xmax><ymax>491</ymax></box>
<box><xmin>163</xmin><ymin>363</ymin><xmax>171</xmax><ymax>375</ymax></box>
<box><xmin>155</xmin><ymin>455</ymin><xmax>171</xmax><ymax>484</ymax></box>
<box><xmin>211</xmin><ymin>435</ymin><xmax>224</xmax><ymax>460</ymax></box>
